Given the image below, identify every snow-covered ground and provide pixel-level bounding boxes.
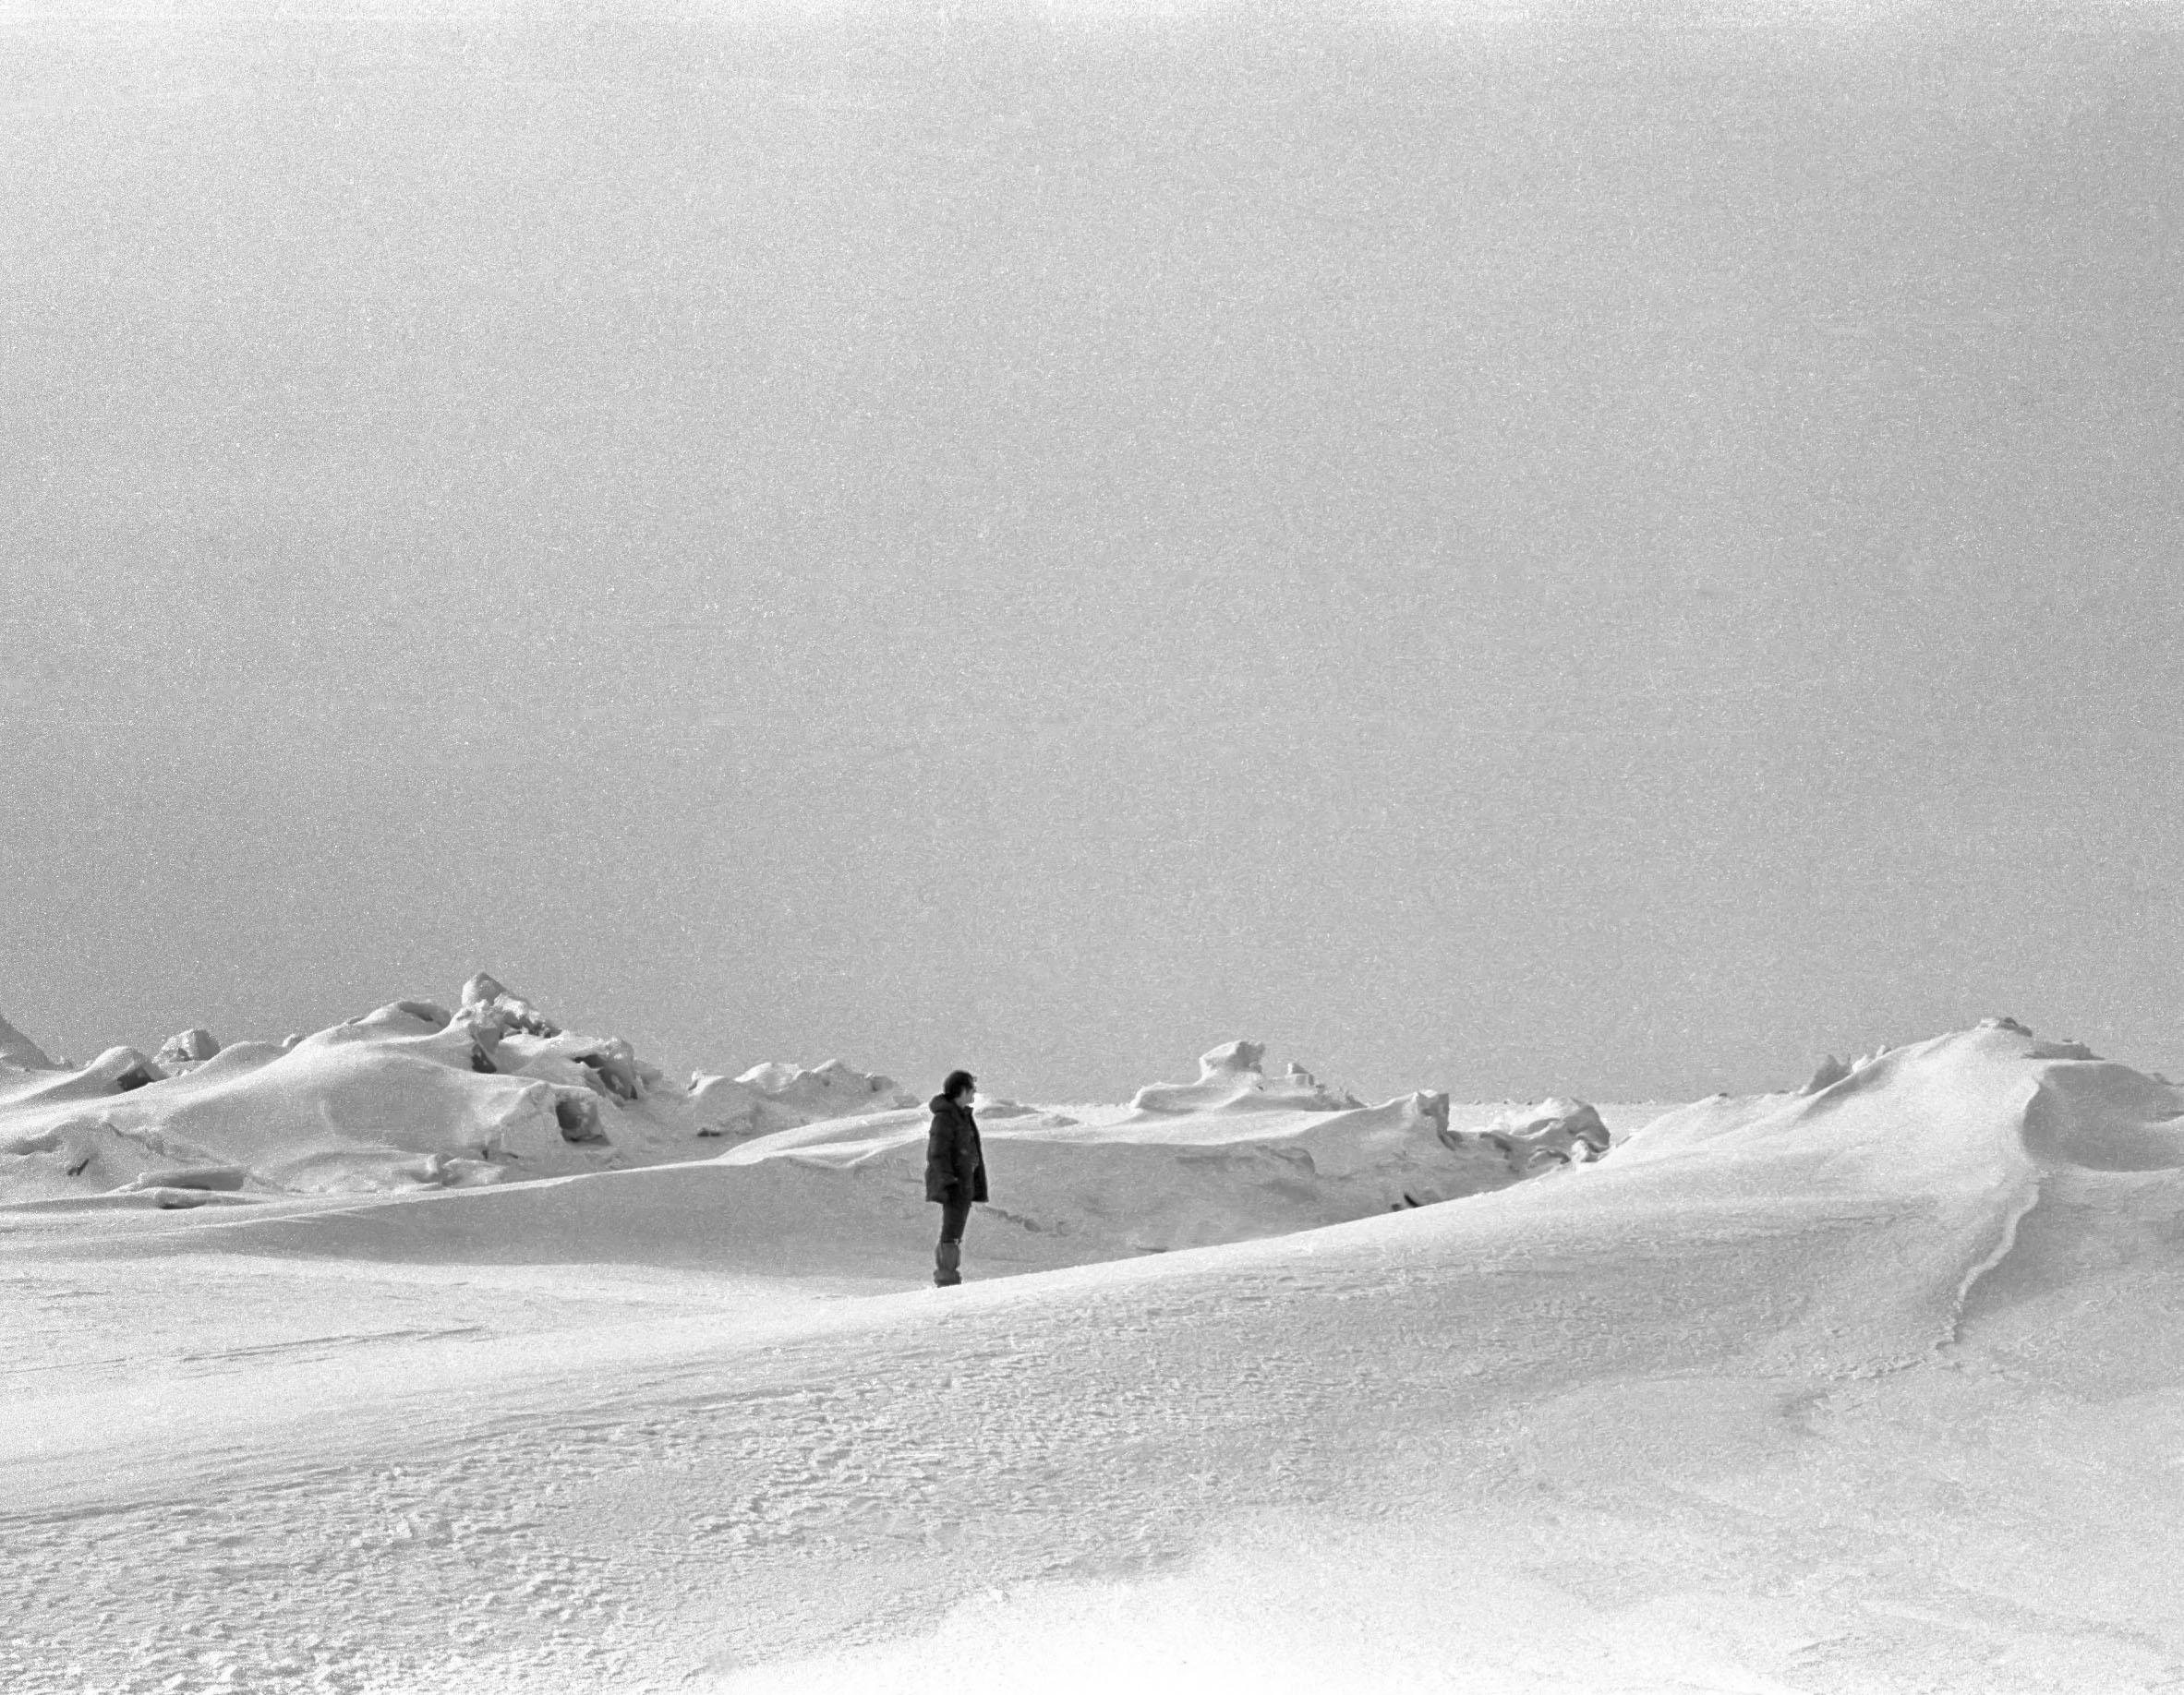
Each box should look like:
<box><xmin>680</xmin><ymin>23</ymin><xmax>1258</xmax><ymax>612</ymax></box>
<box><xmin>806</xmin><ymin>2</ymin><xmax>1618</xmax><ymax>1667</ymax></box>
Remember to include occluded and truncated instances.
<box><xmin>5</xmin><ymin>1003</ymin><xmax>2180</xmax><ymax>1693</ymax></box>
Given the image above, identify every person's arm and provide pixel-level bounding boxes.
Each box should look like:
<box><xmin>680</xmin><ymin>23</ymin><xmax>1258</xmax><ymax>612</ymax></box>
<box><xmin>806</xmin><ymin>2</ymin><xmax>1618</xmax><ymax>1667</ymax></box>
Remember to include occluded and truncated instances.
<box><xmin>952</xmin><ymin>1110</ymin><xmax>980</xmax><ymax>1188</ymax></box>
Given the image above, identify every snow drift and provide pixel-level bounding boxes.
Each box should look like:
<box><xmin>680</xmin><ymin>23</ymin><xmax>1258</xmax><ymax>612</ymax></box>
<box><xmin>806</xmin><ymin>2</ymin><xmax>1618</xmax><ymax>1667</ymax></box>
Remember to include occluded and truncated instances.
<box><xmin>64</xmin><ymin>1040</ymin><xmax>1563</xmax><ymax>1269</ymax></box>
<box><xmin>688</xmin><ymin>1040</ymin><xmax>1604</xmax><ymax>1260</ymax></box>
<box><xmin>1128</xmin><ymin>1039</ymin><xmax>1364</xmax><ymax>1115</ymax></box>
<box><xmin>0</xmin><ymin>979</ymin><xmax>709</xmax><ymax>1204</ymax></box>
<box><xmin>0</xmin><ymin>977</ymin><xmax>940</xmax><ymax>1211</ymax></box>
<box><xmin>6</xmin><ymin>1015</ymin><xmax>2184</xmax><ymax>1695</ymax></box>
<box><xmin>2</xmin><ymin>1016</ymin><xmax>1605</xmax><ymax>1262</ymax></box>
<box><xmin>691</xmin><ymin>1058</ymin><xmax>916</xmax><ymax>1140</ymax></box>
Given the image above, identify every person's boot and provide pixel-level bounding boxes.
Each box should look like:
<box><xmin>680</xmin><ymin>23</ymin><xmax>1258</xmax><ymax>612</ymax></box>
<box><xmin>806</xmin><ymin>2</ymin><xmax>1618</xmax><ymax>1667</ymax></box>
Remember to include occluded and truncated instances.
<box><xmin>934</xmin><ymin>1241</ymin><xmax>962</xmax><ymax>1287</ymax></box>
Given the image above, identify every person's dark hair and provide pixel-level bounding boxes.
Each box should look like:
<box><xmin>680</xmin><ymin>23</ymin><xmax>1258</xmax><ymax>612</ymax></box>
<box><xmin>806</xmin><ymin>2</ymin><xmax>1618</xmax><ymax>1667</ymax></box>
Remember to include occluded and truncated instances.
<box><xmin>942</xmin><ymin>1069</ymin><xmax>976</xmax><ymax>1102</ymax></box>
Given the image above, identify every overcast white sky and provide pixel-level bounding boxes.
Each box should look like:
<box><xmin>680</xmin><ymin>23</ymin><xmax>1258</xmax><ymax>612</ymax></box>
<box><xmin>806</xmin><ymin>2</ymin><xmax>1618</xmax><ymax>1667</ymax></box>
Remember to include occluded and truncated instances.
<box><xmin>5</xmin><ymin>1</ymin><xmax>2181</xmax><ymax>1101</ymax></box>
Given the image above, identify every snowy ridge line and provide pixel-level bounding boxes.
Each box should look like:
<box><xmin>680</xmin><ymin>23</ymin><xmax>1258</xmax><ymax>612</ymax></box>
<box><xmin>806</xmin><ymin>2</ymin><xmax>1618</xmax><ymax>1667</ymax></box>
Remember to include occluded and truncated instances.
<box><xmin>1942</xmin><ymin>1169</ymin><xmax>2046</xmax><ymax>1359</ymax></box>
<box><xmin>1466</xmin><ymin>1018</ymin><xmax>2184</xmax><ymax>1380</ymax></box>
<box><xmin>1908</xmin><ymin>1028</ymin><xmax>2184</xmax><ymax>1364</ymax></box>
<box><xmin>1933</xmin><ymin>1057</ymin><xmax>2054</xmax><ymax>1364</ymax></box>
<box><xmin>6</xmin><ymin>1020</ymin><xmax>2184</xmax><ymax>1692</ymax></box>
<box><xmin>1923</xmin><ymin>1050</ymin><xmax>2184</xmax><ymax>1363</ymax></box>
<box><xmin>0</xmin><ymin>975</ymin><xmax>927</xmax><ymax>1209</ymax></box>
<box><xmin>6</xmin><ymin>996</ymin><xmax>2178</xmax><ymax>1353</ymax></box>
<box><xmin>3</xmin><ymin>1014</ymin><xmax>1637</xmax><ymax>1268</ymax></box>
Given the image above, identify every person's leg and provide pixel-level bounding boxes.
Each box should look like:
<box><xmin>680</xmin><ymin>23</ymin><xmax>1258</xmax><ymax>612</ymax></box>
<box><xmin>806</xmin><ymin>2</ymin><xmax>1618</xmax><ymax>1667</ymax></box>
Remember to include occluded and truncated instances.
<box><xmin>934</xmin><ymin>1192</ymin><xmax>971</xmax><ymax>1285</ymax></box>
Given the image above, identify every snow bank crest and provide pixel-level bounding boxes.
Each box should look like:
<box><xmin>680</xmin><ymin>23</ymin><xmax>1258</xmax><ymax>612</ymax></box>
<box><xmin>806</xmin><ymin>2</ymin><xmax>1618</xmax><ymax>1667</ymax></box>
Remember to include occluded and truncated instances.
<box><xmin>1129</xmin><ymin>1040</ymin><xmax>1364</xmax><ymax>1116</ymax></box>
<box><xmin>1798</xmin><ymin>1042</ymin><xmax>1893</xmax><ymax>1095</ymax></box>
<box><xmin>153</xmin><ymin>1028</ymin><xmax>221</xmax><ymax>1074</ymax></box>
<box><xmin>0</xmin><ymin>975</ymin><xmax>703</xmax><ymax>1207</ymax></box>
<box><xmin>691</xmin><ymin>1059</ymin><xmax>914</xmax><ymax>1139</ymax></box>
<box><xmin>459</xmin><ymin>972</ymin><xmax>561</xmax><ymax>1041</ymax></box>
<box><xmin>1446</xmin><ymin>1098</ymin><xmax>1612</xmax><ymax>1174</ymax></box>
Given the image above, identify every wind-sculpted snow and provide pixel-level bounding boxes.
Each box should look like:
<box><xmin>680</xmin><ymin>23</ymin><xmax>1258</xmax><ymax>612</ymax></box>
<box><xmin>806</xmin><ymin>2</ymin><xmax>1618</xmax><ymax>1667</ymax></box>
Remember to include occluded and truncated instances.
<box><xmin>2021</xmin><ymin>1057</ymin><xmax>2184</xmax><ymax>1172</ymax></box>
<box><xmin>1457</xmin><ymin>1096</ymin><xmax>1613</xmax><ymax>1173</ymax></box>
<box><xmin>0</xmin><ymin>980</ymin><xmax>706</xmax><ymax>1206</ymax></box>
<box><xmin>0</xmin><ymin>1042</ymin><xmax>165</xmax><ymax>1113</ymax></box>
<box><xmin>1582</xmin><ymin>1016</ymin><xmax>2184</xmax><ymax>1376</ymax></box>
<box><xmin>691</xmin><ymin>1059</ymin><xmax>916</xmax><ymax>1140</ymax></box>
<box><xmin>6</xmin><ymin>1017</ymin><xmax>2183</xmax><ymax>1695</ymax></box>
<box><xmin>169</xmin><ymin>1068</ymin><xmax>1516</xmax><ymax>1270</ymax></box>
<box><xmin>0</xmin><ymin>1011</ymin><xmax>56</xmax><ymax>1072</ymax></box>
<box><xmin>457</xmin><ymin>972</ymin><xmax>561</xmax><ymax>1041</ymax></box>
<box><xmin>702</xmin><ymin>1050</ymin><xmax>1594</xmax><ymax>1254</ymax></box>
<box><xmin>152</xmin><ymin>1027</ymin><xmax>222</xmax><ymax>1074</ymax></box>
<box><xmin>1797</xmin><ymin>1040</ymin><xmax>1891</xmax><ymax>1094</ymax></box>
<box><xmin>1127</xmin><ymin>1040</ymin><xmax>1364</xmax><ymax>1115</ymax></box>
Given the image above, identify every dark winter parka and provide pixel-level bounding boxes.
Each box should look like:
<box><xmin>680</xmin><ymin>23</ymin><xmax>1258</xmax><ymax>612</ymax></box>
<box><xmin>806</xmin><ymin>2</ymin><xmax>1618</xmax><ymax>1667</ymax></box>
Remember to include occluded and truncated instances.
<box><xmin>924</xmin><ymin>1094</ymin><xmax>988</xmax><ymax>1205</ymax></box>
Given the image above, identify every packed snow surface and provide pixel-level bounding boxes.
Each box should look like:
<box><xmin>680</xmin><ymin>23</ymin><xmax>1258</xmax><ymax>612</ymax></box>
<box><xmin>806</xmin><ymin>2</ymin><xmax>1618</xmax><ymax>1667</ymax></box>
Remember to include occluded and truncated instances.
<box><xmin>4</xmin><ymin>1011</ymin><xmax>2182</xmax><ymax>1694</ymax></box>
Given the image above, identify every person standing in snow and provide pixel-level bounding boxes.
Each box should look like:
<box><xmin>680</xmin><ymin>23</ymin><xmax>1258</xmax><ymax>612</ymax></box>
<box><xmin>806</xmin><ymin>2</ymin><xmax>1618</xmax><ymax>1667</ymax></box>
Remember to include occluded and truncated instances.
<box><xmin>924</xmin><ymin>1069</ymin><xmax>986</xmax><ymax>1287</ymax></box>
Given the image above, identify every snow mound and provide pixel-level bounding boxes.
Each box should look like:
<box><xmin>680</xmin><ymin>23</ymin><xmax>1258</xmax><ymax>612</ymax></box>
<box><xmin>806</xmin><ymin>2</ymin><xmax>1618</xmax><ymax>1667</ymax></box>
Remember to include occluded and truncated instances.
<box><xmin>0</xmin><ymin>978</ymin><xmax>703</xmax><ymax>1207</ymax></box>
<box><xmin>1796</xmin><ymin>1040</ymin><xmax>1894</xmax><ymax>1094</ymax></box>
<box><xmin>458</xmin><ymin>972</ymin><xmax>559</xmax><ymax>1040</ymax></box>
<box><xmin>702</xmin><ymin>1065</ymin><xmax>1543</xmax><ymax>1256</ymax></box>
<box><xmin>498</xmin><ymin>1030</ymin><xmax>661</xmax><ymax>1105</ymax></box>
<box><xmin>689</xmin><ymin>1074</ymin><xmax>766</xmax><ymax>1139</ymax></box>
<box><xmin>1443</xmin><ymin>1097</ymin><xmax>1612</xmax><ymax>1174</ymax></box>
<box><xmin>130</xmin><ymin>1017</ymin><xmax>2178</xmax><ymax>1316</ymax></box>
<box><xmin>189</xmin><ymin>1088</ymin><xmax>1490</xmax><ymax>1271</ymax></box>
<box><xmin>2021</xmin><ymin>1054</ymin><xmax>2184</xmax><ymax>1172</ymax></box>
<box><xmin>1128</xmin><ymin>1040</ymin><xmax>1364</xmax><ymax>1116</ymax></box>
<box><xmin>0</xmin><ymin>1045</ymin><xmax>166</xmax><ymax>1113</ymax></box>
<box><xmin>152</xmin><ymin>1028</ymin><xmax>221</xmax><ymax>1074</ymax></box>
<box><xmin>1587</xmin><ymin>1019</ymin><xmax>2184</xmax><ymax>1372</ymax></box>
<box><xmin>0</xmin><ymin>1013</ymin><xmax>56</xmax><ymax>1073</ymax></box>
<box><xmin>691</xmin><ymin>1058</ymin><xmax>916</xmax><ymax>1139</ymax></box>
